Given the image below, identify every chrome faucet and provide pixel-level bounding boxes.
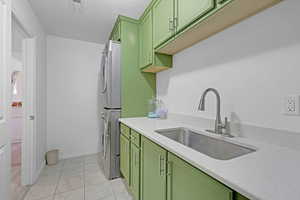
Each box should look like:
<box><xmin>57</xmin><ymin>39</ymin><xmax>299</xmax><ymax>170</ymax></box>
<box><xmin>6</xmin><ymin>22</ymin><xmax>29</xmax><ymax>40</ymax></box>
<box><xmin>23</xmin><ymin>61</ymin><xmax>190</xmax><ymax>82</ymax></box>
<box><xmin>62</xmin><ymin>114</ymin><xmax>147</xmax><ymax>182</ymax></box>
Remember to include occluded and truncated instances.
<box><xmin>198</xmin><ymin>88</ymin><xmax>231</xmax><ymax>136</ymax></box>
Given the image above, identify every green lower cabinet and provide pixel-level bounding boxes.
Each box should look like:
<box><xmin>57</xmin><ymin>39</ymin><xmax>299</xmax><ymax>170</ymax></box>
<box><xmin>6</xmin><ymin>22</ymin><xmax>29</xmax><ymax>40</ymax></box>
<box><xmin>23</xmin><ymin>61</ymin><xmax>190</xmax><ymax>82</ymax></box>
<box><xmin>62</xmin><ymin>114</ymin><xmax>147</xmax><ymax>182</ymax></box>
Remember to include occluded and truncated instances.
<box><xmin>141</xmin><ymin>136</ymin><xmax>167</xmax><ymax>200</ymax></box>
<box><xmin>234</xmin><ymin>193</ymin><xmax>249</xmax><ymax>200</ymax></box>
<box><xmin>167</xmin><ymin>152</ymin><xmax>233</xmax><ymax>200</ymax></box>
<box><xmin>130</xmin><ymin>144</ymin><xmax>140</xmax><ymax>200</ymax></box>
<box><xmin>120</xmin><ymin>134</ymin><xmax>130</xmax><ymax>184</ymax></box>
<box><xmin>121</xmin><ymin>126</ymin><xmax>250</xmax><ymax>200</ymax></box>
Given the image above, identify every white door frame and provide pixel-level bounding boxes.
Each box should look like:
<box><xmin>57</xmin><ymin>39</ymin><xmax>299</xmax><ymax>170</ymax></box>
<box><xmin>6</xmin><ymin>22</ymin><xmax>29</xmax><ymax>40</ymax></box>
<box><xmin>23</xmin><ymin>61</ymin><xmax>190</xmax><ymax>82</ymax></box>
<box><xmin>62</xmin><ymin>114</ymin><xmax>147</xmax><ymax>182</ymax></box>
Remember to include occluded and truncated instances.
<box><xmin>0</xmin><ymin>0</ymin><xmax>11</xmax><ymax>199</ymax></box>
<box><xmin>21</xmin><ymin>38</ymin><xmax>37</xmax><ymax>185</ymax></box>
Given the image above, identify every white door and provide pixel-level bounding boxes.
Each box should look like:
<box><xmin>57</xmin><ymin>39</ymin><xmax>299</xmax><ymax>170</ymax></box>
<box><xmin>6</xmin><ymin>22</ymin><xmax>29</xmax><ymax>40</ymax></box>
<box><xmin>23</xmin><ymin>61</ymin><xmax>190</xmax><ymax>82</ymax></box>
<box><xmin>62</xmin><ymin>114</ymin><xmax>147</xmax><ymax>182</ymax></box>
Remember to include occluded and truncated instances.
<box><xmin>0</xmin><ymin>0</ymin><xmax>11</xmax><ymax>199</ymax></box>
<box><xmin>22</xmin><ymin>38</ymin><xmax>37</xmax><ymax>185</ymax></box>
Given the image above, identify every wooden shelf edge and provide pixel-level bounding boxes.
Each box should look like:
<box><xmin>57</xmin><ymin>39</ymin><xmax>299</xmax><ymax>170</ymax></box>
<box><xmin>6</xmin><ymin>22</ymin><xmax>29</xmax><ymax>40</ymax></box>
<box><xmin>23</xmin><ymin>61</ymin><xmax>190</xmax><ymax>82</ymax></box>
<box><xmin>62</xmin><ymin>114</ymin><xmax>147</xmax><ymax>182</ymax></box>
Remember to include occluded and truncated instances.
<box><xmin>141</xmin><ymin>65</ymin><xmax>170</xmax><ymax>73</ymax></box>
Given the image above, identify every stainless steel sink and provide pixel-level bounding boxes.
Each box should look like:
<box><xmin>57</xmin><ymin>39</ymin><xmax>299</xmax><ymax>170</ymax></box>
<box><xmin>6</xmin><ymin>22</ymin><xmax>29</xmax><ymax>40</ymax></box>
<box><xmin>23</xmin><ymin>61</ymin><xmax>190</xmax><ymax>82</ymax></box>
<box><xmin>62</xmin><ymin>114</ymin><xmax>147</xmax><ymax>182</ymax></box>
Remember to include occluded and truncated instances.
<box><xmin>155</xmin><ymin>128</ymin><xmax>255</xmax><ymax>160</ymax></box>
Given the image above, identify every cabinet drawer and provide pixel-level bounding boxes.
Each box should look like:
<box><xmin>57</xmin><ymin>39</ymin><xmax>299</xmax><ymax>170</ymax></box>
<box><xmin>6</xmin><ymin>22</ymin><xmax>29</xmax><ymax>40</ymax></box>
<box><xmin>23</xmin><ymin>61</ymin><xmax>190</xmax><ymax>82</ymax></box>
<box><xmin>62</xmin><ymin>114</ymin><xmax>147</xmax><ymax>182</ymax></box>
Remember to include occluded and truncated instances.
<box><xmin>131</xmin><ymin>129</ymin><xmax>141</xmax><ymax>147</ymax></box>
<box><xmin>120</xmin><ymin>123</ymin><xmax>130</xmax><ymax>138</ymax></box>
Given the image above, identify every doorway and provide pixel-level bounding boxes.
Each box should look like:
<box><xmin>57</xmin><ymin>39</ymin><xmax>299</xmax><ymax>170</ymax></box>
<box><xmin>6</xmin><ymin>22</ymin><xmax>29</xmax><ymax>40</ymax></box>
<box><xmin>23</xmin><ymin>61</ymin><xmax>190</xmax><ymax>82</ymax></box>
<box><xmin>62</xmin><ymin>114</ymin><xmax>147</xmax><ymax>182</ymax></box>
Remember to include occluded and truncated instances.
<box><xmin>9</xmin><ymin>68</ymin><xmax>27</xmax><ymax>200</ymax></box>
<box><xmin>9</xmin><ymin>15</ymin><xmax>37</xmax><ymax>200</ymax></box>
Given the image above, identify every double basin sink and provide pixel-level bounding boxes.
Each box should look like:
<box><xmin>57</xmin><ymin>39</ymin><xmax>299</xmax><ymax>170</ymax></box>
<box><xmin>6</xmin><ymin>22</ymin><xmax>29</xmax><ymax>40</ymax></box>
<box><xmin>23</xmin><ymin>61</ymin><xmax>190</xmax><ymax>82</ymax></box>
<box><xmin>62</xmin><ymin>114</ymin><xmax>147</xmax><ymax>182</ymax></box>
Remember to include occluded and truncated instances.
<box><xmin>155</xmin><ymin>128</ymin><xmax>255</xmax><ymax>160</ymax></box>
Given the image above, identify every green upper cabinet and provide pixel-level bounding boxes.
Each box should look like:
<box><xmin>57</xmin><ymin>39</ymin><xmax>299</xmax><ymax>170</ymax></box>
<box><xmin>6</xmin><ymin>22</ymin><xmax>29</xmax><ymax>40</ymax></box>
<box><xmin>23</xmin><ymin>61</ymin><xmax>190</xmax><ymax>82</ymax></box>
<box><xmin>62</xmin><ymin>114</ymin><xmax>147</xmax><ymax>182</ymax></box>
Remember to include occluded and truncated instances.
<box><xmin>153</xmin><ymin>0</ymin><xmax>175</xmax><ymax>49</ymax></box>
<box><xmin>111</xmin><ymin>20</ymin><xmax>121</xmax><ymax>41</ymax></box>
<box><xmin>119</xmin><ymin>16</ymin><xmax>156</xmax><ymax>117</ymax></box>
<box><xmin>140</xmin><ymin>9</ymin><xmax>173</xmax><ymax>73</ymax></box>
<box><xmin>156</xmin><ymin>0</ymin><xmax>281</xmax><ymax>55</ymax></box>
<box><xmin>140</xmin><ymin>10</ymin><xmax>153</xmax><ymax>68</ymax></box>
<box><xmin>167</xmin><ymin>152</ymin><xmax>233</xmax><ymax>200</ymax></box>
<box><xmin>141</xmin><ymin>136</ymin><xmax>167</xmax><ymax>200</ymax></box>
<box><xmin>175</xmin><ymin>0</ymin><xmax>215</xmax><ymax>33</ymax></box>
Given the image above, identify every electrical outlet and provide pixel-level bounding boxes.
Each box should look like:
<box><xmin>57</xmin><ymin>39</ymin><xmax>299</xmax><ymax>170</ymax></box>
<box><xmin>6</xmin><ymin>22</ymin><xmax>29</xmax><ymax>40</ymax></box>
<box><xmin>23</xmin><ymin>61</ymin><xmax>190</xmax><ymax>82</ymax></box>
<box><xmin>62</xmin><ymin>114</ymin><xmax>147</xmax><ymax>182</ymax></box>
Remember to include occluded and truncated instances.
<box><xmin>284</xmin><ymin>95</ymin><xmax>300</xmax><ymax>115</ymax></box>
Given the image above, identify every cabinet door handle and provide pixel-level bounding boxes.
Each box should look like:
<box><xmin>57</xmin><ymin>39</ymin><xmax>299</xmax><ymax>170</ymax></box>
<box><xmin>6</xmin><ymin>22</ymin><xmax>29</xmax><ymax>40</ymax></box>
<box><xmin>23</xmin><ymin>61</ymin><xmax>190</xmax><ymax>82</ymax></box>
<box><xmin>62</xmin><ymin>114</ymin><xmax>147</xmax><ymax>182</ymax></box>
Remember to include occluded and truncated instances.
<box><xmin>159</xmin><ymin>155</ymin><xmax>165</xmax><ymax>176</ymax></box>
<box><xmin>168</xmin><ymin>17</ymin><xmax>174</xmax><ymax>31</ymax></box>
<box><xmin>158</xmin><ymin>155</ymin><xmax>162</xmax><ymax>175</ymax></box>
<box><xmin>173</xmin><ymin>17</ymin><xmax>178</xmax><ymax>29</ymax></box>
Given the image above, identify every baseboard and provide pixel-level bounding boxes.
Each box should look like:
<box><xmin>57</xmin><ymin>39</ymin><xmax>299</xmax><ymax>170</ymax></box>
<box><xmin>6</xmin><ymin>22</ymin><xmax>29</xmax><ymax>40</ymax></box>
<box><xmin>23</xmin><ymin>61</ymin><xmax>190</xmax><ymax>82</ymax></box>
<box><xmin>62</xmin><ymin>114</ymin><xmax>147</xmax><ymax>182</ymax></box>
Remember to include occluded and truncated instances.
<box><xmin>61</xmin><ymin>151</ymin><xmax>101</xmax><ymax>160</ymax></box>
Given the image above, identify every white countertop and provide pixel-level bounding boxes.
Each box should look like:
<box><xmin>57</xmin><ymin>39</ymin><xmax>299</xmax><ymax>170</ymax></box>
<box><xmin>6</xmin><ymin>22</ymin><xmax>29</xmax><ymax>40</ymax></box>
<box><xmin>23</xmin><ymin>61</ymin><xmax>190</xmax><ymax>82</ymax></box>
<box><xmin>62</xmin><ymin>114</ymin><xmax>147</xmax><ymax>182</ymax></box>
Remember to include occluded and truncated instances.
<box><xmin>119</xmin><ymin>117</ymin><xmax>300</xmax><ymax>200</ymax></box>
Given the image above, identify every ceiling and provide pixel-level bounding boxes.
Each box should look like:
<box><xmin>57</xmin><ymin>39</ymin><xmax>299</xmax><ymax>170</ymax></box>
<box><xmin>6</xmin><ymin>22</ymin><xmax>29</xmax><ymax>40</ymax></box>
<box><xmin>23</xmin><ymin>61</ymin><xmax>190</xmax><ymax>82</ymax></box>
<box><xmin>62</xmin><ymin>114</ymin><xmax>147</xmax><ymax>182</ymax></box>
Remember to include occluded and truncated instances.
<box><xmin>28</xmin><ymin>0</ymin><xmax>150</xmax><ymax>44</ymax></box>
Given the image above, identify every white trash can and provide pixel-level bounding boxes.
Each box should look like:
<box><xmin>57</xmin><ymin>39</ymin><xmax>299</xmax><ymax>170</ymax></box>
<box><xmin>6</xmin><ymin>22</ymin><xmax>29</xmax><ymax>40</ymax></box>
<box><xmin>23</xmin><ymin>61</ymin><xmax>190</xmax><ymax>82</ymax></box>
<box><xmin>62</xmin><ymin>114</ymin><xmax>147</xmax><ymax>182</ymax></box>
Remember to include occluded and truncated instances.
<box><xmin>46</xmin><ymin>149</ymin><xmax>59</xmax><ymax>165</ymax></box>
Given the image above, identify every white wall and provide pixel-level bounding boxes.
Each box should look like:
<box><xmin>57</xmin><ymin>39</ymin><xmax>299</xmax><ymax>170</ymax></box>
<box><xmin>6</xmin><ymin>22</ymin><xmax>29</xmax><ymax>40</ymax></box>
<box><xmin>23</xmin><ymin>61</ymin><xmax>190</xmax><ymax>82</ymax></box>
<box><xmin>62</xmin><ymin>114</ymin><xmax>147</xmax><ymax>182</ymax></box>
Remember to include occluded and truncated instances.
<box><xmin>11</xmin><ymin>57</ymin><xmax>22</xmax><ymax>72</ymax></box>
<box><xmin>47</xmin><ymin>36</ymin><xmax>104</xmax><ymax>159</ymax></box>
<box><xmin>12</xmin><ymin>0</ymin><xmax>47</xmax><ymax>177</ymax></box>
<box><xmin>157</xmin><ymin>0</ymin><xmax>300</xmax><ymax>134</ymax></box>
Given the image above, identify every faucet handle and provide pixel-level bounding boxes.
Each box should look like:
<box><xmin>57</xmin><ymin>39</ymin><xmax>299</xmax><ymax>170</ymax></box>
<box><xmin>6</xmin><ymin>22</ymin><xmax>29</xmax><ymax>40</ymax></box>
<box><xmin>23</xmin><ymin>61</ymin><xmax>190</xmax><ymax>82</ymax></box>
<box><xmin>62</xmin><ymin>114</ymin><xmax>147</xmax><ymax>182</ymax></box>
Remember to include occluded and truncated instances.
<box><xmin>218</xmin><ymin>117</ymin><xmax>228</xmax><ymax>129</ymax></box>
<box><xmin>224</xmin><ymin>117</ymin><xmax>228</xmax><ymax>126</ymax></box>
<box><xmin>222</xmin><ymin>117</ymin><xmax>233</xmax><ymax>137</ymax></box>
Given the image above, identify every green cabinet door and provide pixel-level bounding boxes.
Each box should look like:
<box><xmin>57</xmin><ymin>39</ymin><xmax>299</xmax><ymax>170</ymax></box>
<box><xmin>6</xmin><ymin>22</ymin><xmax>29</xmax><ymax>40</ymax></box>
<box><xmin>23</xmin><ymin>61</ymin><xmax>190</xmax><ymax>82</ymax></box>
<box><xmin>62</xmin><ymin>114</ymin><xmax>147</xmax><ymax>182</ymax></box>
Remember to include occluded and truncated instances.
<box><xmin>141</xmin><ymin>136</ymin><xmax>167</xmax><ymax>200</ymax></box>
<box><xmin>167</xmin><ymin>152</ymin><xmax>233</xmax><ymax>200</ymax></box>
<box><xmin>130</xmin><ymin>144</ymin><xmax>140</xmax><ymax>200</ymax></box>
<box><xmin>176</xmin><ymin>0</ymin><xmax>215</xmax><ymax>33</ymax></box>
<box><xmin>139</xmin><ymin>16</ymin><xmax>146</xmax><ymax>68</ymax></box>
<box><xmin>235</xmin><ymin>193</ymin><xmax>249</xmax><ymax>200</ymax></box>
<box><xmin>140</xmin><ymin>10</ymin><xmax>153</xmax><ymax>68</ymax></box>
<box><xmin>153</xmin><ymin>0</ymin><xmax>175</xmax><ymax>48</ymax></box>
<box><xmin>120</xmin><ymin>134</ymin><xmax>130</xmax><ymax>184</ymax></box>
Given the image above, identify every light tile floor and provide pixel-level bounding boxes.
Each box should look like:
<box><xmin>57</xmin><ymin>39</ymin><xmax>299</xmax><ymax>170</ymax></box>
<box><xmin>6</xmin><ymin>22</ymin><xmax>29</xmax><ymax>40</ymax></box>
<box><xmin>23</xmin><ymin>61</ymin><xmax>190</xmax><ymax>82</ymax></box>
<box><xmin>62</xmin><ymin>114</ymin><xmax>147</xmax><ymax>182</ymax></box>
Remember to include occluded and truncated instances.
<box><xmin>24</xmin><ymin>154</ymin><xmax>132</xmax><ymax>200</ymax></box>
<box><xmin>11</xmin><ymin>165</ymin><xmax>30</xmax><ymax>200</ymax></box>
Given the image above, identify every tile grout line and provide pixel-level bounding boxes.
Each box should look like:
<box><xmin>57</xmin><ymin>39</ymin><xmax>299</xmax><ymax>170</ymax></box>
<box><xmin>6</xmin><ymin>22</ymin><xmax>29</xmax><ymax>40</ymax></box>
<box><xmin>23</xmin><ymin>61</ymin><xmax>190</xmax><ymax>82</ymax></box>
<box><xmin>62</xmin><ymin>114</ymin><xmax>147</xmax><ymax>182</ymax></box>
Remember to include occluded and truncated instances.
<box><xmin>52</xmin><ymin>160</ymin><xmax>65</xmax><ymax>200</ymax></box>
<box><xmin>25</xmin><ymin>156</ymin><xmax>111</xmax><ymax>200</ymax></box>
<box><xmin>28</xmin><ymin>154</ymin><xmax>123</xmax><ymax>200</ymax></box>
<box><xmin>84</xmin><ymin>158</ymin><xmax>86</xmax><ymax>200</ymax></box>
